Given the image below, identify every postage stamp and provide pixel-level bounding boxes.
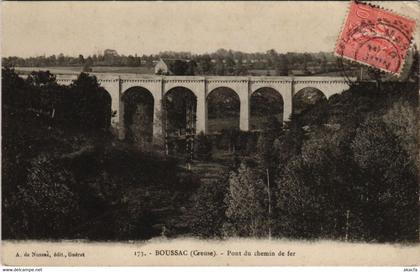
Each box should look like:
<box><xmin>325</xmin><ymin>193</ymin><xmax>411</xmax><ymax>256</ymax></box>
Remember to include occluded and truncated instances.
<box><xmin>335</xmin><ymin>1</ymin><xmax>416</xmax><ymax>75</ymax></box>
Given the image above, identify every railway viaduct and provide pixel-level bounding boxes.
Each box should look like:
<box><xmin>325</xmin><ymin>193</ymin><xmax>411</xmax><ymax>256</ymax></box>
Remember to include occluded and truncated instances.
<box><xmin>54</xmin><ymin>74</ymin><xmax>352</xmax><ymax>140</ymax></box>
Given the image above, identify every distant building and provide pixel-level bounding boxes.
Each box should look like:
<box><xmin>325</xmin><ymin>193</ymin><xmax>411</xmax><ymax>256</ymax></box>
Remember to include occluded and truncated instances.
<box><xmin>154</xmin><ymin>58</ymin><xmax>195</xmax><ymax>75</ymax></box>
<box><xmin>103</xmin><ymin>49</ymin><xmax>119</xmax><ymax>65</ymax></box>
<box><xmin>104</xmin><ymin>49</ymin><xmax>119</xmax><ymax>57</ymax></box>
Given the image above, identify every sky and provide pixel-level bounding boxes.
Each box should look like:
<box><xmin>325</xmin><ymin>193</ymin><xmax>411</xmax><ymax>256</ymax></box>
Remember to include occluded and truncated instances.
<box><xmin>2</xmin><ymin>1</ymin><xmax>419</xmax><ymax>57</ymax></box>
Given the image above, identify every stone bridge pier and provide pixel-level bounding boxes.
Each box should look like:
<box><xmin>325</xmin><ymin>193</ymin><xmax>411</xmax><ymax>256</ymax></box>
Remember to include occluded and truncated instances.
<box><xmin>55</xmin><ymin>74</ymin><xmax>352</xmax><ymax>142</ymax></box>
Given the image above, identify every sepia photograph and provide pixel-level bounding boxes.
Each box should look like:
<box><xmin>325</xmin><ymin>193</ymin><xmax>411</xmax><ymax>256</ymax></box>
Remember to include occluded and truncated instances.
<box><xmin>1</xmin><ymin>0</ymin><xmax>419</xmax><ymax>267</ymax></box>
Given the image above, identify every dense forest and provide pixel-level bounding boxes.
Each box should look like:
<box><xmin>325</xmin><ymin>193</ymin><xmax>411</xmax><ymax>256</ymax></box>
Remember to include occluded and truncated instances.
<box><xmin>2</xmin><ymin>68</ymin><xmax>199</xmax><ymax>239</ymax></box>
<box><xmin>2</xmin><ymin>62</ymin><xmax>419</xmax><ymax>242</ymax></box>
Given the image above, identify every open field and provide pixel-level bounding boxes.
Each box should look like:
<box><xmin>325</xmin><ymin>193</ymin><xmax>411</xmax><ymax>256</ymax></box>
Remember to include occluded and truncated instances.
<box><xmin>13</xmin><ymin>66</ymin><xmax>344</xmax><ymax>77</ymax></box>
<box><xmin>14</xmin><ymin>66</ymin><xmax>154</xmax><ymax>75</ymax></box>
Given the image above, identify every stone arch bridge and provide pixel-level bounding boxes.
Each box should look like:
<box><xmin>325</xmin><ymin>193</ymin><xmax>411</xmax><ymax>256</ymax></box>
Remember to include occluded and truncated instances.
<box><xmin>55</xmin><ymin>74</ymin><xmax>352</xmax><ymax>140</ymax></box>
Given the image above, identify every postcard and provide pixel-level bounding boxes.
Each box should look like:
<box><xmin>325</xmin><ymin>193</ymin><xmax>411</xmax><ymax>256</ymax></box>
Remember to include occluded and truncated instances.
<box><xmin>1</xmin><ymin>1</ymin><xmax>420</xmax><ymax>266</ymax></box>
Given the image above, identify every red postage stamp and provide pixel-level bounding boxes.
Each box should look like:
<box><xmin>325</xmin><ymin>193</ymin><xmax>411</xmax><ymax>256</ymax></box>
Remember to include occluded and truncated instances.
<box><xmin>335</xmin><ymin>1</ymin><xmax>416</xmax><ymax>75</ymax></box>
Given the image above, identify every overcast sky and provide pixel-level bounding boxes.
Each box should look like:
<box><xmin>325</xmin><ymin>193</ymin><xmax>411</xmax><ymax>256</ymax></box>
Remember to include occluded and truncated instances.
<box><xmin>2</xmin><ymin>1</ymin><xmax>419</xmax><ymax>57</ymax></box>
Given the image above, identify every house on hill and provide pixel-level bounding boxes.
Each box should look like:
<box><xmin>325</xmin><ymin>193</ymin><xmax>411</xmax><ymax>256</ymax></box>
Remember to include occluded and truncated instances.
<box><xmin>104</xmin><ymin>49</ymin><xmax>119</xmax><ymax>57</ymax></box>
<box><xmin>154</xmin><ymin>58</ymin><xmax>196</xmax><ymax>75</ymax></box>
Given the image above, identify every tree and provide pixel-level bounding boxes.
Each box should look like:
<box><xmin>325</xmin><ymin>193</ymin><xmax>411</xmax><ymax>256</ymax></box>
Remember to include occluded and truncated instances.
<box><xmin>191</xmin><ymin>179</ymin><xmax>228</xmax><ymax>238</ymax></box>
<box><xmin>26</xmin><ymin>70</ymin><xmax>57</xmax><ymax>88</ymax></box>
<box><xmin>57</xmin><ymin>53</ymin><xmax>65</xmax><ymax>65</ymax></box>
<box><xmin>351</xmin><ymin>116</ymin><xmax>418</xmax><ymax>242</ymax></box>
<box><xmin>2</xmin><ymin>67</ymin><xmax>26</xmax><ymax>107</ymax></box>
<box><xmin>83</xmin><ymin>57</ymin><xmax>94</xmax><ymax>72</ymax></box>
<box><xmin>69</xmin><ymin>73</ymin><xmax>112</xmax><ymax>130</ymax></box>
<box><xmin>78</xmin><ymin>54</ymin><xmax>85</xmax><ymax>65</ymax></box>
<box><xmin>223</xmin><ymin>163</ymin><xmax>269</xmax><ymax>237</ymax></box>
<box><xmin>195</xmin><ymin>132</ymin><xmax>212</xmax><ymax>160</ymax></box>
<box><xmin>276</xmin><ymin>54</ymin><xmax>289</xmax><ymax>76</ymax></box>
<box><xmin>256</xmin><ymin>133</ymin><xmax>273</xmax><ymax>168</ymax></box>
<box><xmin>15</xmin><ymin>155</ymin><xmax>78</xmax><ymax>238</ymax></box>
<box><xmin>48</xmin><ymin>55</ymin><xmax>57</xmax><ymax>66</ymax></box>
<box><xmin>197</xmin><ymin>54</ymin><xmax>212</xmax><ymax>75</ymax></box>
<box><xmin>407</xmin><ymin>45</ymin><xmax>419</xmax><ymax>83</ymax></box>
<box><xmin>302</xmin><ymin>53</ymin><xmax>312</xmax><ymax>75</ymax></box>
<box><xmin>266</xmin><ymin>49</ymin><xmax>278</xmax><ymax>69</ymax></box>
<box><xmin>320</xmin><ymin>55</ymin><xmax>328</xmax><ymax>74</ymax></box>
<box><xmin>272</xmin><ymin>138</ymin><xmax>282</xmax><ymax>155</ymax></box>
<box><xmin>215</xmin><ymin>58</ymin><xmax>225</xmax><ymax>76</ymax></box>
<box><xmin>245</xmin><ymin>133</ymin><xmax>258</xmax><ymax>155</ymax></box>
<box><xmin>275</xmin><ymin>128</ymin><xmax>352</xmax><ymax>239</ymax></box>
<box><xmin>234</xmin><ymin>56</ymin><xmax>246</xmax><ymax>75</ymax></box>
<box><xmin>186</xmin><ymin>60</ymin><xmax>197</xmax><ymax>76</ymax></box>
<box><xmin>382</xmin><ymin>100</ymin><xmax>417</xmax><ymax>163</ymax></box>
<box><xmin>225</xmin><ymin>52</ymin><xmax>236</xmax><ymax>75</ymax></box>
<box><xmin>170</xmin><ymin>60</ymin><xmax>189</xmax><ymax>75</ymax></box>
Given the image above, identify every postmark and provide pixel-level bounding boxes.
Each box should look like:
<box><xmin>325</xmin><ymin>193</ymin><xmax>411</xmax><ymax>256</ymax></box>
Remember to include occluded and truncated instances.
<box><xmin>335</xmin><ymin>1</ymin><xmax>416</xmax><ymax>75</ymax></box>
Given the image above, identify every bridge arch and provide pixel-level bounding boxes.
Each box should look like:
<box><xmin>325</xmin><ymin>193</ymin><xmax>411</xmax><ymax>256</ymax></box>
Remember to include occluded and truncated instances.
<box><xmin>294</xmin><ymin>87</ymin><xmax>327</xmax><ymax>100</ymax></box>
<box><xmin>164</xmin><ymin>86</ymin><xmax>197</xmax><ymax>137</ymax></box>
<box><xmin>163</xmin><ymin>81</ymin><xmax>203</xmax><ymax>100</ymax></box>
<box><xmin>122</xmin><ymin>86</ymin><xmax>155</xmax><ymax>146</ymax></box>
<box><xmin>101</xmin><ymin>89</ymin><xmax>112</xmax><ymax>129</ymax></box>
<box><xmin>207</xmin><ymin>87</ymin><xmax>241</xmax><ymax>133</ymax></box>
<box><xmin>250</xmin><ymin>87</ymin><xmax>283</xmax><ymax>131</ymax></box>
<box><xmin>293</xmin><ymin>78</ymin><xmax>349</xmax><ymax>99</ymax></box>
<box><xmin>293</xmin><ymin>87</ymin><xmax>328</xmax><ymax>125</ymax></box>
<box><xmin>294</xmin><ymin>86</ymin><xmax>327</xmax><ymax>100</ymax></box>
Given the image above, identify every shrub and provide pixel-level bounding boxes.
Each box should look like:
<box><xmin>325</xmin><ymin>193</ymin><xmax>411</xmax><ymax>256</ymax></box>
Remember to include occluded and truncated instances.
<box><xmin>191</xmin><ymin>179</ymin><xmax>228</xmax><ymax>238</ymax></box>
